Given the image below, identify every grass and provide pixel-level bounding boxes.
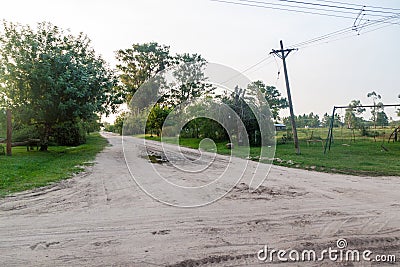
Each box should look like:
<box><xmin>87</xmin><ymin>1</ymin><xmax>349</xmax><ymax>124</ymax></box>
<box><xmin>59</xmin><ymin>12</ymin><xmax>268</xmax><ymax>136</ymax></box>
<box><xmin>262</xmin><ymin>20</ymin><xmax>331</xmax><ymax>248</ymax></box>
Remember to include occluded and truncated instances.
<box><xmin>0</xmin><ymin>133</ymin><xmax>108</xmax><ymax>197</ymax></box>
<box><xmin>143</xmin><ymin>126</ymin><xmax>400</xmax><ymax>176</ymax></box>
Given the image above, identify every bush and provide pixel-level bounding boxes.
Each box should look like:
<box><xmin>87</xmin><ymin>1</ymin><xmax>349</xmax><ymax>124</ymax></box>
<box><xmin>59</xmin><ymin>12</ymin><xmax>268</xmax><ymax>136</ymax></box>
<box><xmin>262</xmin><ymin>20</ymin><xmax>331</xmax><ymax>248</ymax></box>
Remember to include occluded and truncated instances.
<box><xmin>53</xmin><ymin>121</ymin><xmax>86</xmax><ymax>146</ymax></box>
<box><xmin>12</xmin><ymin>125</ymin><xmax>40</xmax><ymax>142</ymax></box>
<box><xmin>103</xmin><ymin>122</ymin><xmax>115</xmax><ymax>133</ymax></box>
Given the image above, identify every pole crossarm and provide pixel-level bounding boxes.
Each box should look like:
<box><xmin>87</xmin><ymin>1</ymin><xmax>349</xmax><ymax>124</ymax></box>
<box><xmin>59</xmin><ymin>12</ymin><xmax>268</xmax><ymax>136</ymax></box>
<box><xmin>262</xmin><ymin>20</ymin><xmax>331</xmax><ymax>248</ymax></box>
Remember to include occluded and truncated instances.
<box><xmin>270</xmin><ymin>48</ymin><xmax>298</xmax><ymax>59</ymax></box>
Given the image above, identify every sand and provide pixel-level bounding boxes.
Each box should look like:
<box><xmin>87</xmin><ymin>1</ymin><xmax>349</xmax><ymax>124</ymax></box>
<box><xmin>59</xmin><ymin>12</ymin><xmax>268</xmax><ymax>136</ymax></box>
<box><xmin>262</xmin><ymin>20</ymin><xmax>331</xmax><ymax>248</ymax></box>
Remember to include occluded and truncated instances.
<box><xmin>0</xmin><ymin>132</ymin><xmax>399</xmax><ymax>266</ymax></box>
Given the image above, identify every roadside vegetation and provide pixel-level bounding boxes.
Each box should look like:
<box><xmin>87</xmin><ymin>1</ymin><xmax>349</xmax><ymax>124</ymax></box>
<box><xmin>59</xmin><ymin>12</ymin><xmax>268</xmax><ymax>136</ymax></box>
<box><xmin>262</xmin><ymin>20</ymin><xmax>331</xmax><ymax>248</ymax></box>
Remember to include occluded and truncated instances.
<box><xmin>143</xmin><ymin>125</ymin><xmax>400</xmax><ymax>176</ymax></box>
<box><xmin>0</xmin><ymin>133</ymin><xmax>107</xmax><ymax>197</ymax></box>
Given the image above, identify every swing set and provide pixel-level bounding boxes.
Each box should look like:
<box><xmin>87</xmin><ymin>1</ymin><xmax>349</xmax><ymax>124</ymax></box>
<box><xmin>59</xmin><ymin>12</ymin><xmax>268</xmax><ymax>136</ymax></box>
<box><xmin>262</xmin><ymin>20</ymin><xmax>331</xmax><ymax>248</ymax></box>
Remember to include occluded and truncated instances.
<box><xmin>324</xmin><ymin>103</ymin><xmax>400</xmax><ymax>154</ymax></box>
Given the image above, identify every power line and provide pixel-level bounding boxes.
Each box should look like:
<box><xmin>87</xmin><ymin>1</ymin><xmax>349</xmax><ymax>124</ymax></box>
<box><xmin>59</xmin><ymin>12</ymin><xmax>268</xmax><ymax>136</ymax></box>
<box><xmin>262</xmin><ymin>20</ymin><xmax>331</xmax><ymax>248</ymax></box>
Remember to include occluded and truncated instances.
<box><xmin>212</xmin><ymin>0</ymin><xmax>363</xmax><ymax>20</ymax></box>
<box><xmin>220</xmin><ymin>55</ymin><xmax>274</xmax><ymax>84</ymax></box>
<box><xmin>211</xmin><ymin>0</ymin><xmax>400</xmax><ymax>24</ymax></box>
<box><xmin>314</xmin><ymin>0</ymin><xmax>400</xmax><ymax>12</ymax></box>
<box><xmin>278</xmin><ymin>0</ymin><xmax>400</xmax><ymax>15</ymax></box>
<box><xmin>211</xmin><ymin>0</ymin><xmax>400</xmax><ymax>85</ymax></box>
<box><xmin>243</xmin><ymin>0</ymin><xmax>368</xmax><ymax>16</ymax></box>
<box><xmin>288</xmin><ymin>15</ymin><xmax>400</xmax><ymax>49</ymax></box>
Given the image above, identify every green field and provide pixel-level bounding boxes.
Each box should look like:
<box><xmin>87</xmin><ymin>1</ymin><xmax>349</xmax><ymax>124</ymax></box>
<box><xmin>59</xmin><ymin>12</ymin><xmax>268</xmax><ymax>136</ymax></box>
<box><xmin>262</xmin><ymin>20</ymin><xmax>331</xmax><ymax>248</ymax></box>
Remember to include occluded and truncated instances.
<box><xmin>0</xmin><ymin>133</ymin><xmax>108</xmax><ymax>197</ymax></box>
<box><xmin>144</xmin><ymin>126</ymin><xmax>400</xmax><ymax>176</ymax></box>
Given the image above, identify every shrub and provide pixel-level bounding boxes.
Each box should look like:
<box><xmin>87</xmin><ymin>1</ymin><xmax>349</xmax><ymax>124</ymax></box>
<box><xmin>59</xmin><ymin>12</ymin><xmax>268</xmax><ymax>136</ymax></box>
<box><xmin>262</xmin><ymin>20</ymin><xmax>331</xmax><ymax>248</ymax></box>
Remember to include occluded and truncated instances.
<box><xmin>12</xmin><ymin>125</ymin><xmax>40</xmax><ymax>142</ymax></box>
<box><xmin>53</xmin><ymin>121</ymin><xmax>86</xmax><ymax>146</ymax></box>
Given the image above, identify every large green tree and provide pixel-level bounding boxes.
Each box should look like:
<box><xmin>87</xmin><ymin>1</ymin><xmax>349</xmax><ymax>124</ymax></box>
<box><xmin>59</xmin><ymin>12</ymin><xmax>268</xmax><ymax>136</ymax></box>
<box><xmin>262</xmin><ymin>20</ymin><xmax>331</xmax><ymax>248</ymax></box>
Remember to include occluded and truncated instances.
<box><xmin>0</xmin><ymin>21</ymin><xmax>119</xmax><ymax>150</ymax></box>
<box><xmin>169</xmin><ymin>53</ymin><xmax>213</xmax><ymax>106</ymax></box>
<box><xmin>115</xmin><ymin>42</ymin><xmax>171</xmax><ymax>104</ymax></box>
<box><xmin>247</xmin><ymin>81</ymin><xmax>288</xmax><ymax>121</ymax></box>
<box><xmin>376</xmin><ymin>110</ymin><xmax>389</xmax><ymax>127</ymax></box>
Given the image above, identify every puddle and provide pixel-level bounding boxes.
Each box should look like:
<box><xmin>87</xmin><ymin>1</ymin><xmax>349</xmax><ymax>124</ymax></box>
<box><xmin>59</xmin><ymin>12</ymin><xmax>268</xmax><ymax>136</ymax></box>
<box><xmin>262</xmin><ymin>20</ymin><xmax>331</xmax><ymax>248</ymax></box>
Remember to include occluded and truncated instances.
<box><xmin>147</xmin><ymin>154</ymin><xmax>168</xmax><ymax>164</ymax></box>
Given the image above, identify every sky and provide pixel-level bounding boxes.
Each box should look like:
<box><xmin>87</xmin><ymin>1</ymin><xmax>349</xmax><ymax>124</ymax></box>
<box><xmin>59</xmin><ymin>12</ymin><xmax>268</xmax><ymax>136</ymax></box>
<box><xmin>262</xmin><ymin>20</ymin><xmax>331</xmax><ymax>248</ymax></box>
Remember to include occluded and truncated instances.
<box><xmin>1</xmin><ymin>0</ymin><xmax>399</xmax><ymax>122</ymax></box>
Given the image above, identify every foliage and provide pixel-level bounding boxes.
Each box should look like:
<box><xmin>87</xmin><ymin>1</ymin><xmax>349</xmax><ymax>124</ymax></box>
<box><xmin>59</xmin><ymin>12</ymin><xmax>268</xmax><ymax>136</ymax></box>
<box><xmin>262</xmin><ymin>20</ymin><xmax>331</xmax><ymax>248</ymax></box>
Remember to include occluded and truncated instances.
<box><xmin>398</xmin><ymin>94</ymin><xmax>400</xmax><ymax>117</ymax></box>
<box><xmin>344</xmin><ymin>100</ymin><xmax>365</xmax><ymax>129</ymax></box>
<box><xmin>146</xmin><ymin>105</ymin><xmax>171</xmax><ymax>136</ymax></box>
<box><xmin>53</xmin><ymin>121</ymin><xmax>86</xmax><ymax>146</ymax></box>
<box><xmin>169</xmin><ymin>53</ymin><xmax>214</xmax><ymax>106</ymax></box>
<box><xmin>12</xmin><ymin>124</ymin><xmax>40</xmax><ymax>142</ymax></box>
<box><xmin>0</xmin><ymin>21</ymin><xmax>120</xmax><ymax>150</ymax></box>
<box><xmin>83</xmin><ymin>114</ymin><xmax>102</xmax><ymax>134</ymax></box>
<box><xmin>0</xmin><ymin>133</ymin><xmax>107</xmax><ymax>197</ymax></box>
<box><xmin>146</xmin><ymin>127</ymin><xmax>400</xmax><ymax>176</ymax></box>
<box><xmin>0</xmin><ymin>108</ymin><xmax>5</xmax><ymax>138</ymax></box>
<box><xmin>180</xmin><ymin>117</ymin><xmax>228</xmax><ymax>141</ymax></box>
<box><xmin>321</xmin><ymin>112</ymin><xmax>343</xmax><ymax>128</ymax></box>
<box><xmin>115</xmin><ymin>42</ymin><xmax>171</xmax><ymax>104</ymax></box>
<box><xmin>247</xmin><ymin>81</ymin><xmax>288</xmax><ymax>121</ymax></box>
<box><xmin>367</xmin><ymin>91</ymin><xmax>382</xmax><ymax>128</ymax></box>
<box><xmin>376</xmin><ymin>110</ymin><xmax>389</xmax><ymax>127</ymax></box>
<box><xmin>113</xmin><ymin>112</ymin><xmax>126</xmax><ymax>135</ymax></box>
<box><xmin>103</xmin><ymin>122</ymin><xmax>115</xmax><ymax>133</ymax></box>
<box><xmin>221</xmin><ymin>86</ymin><xmax>273</xmax><ymax>146</ymax></box>
<box><xmin>283</xmin><ymin>112</ymin><xmax>321</xmax><ymax>128</ymax></box>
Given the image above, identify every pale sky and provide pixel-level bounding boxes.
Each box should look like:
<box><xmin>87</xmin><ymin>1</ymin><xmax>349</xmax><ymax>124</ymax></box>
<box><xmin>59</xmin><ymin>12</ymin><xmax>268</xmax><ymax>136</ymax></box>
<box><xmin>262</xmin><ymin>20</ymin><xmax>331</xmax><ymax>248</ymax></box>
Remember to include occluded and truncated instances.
<box><xmin>1</xmin><ymin>0</ymin><xmax>399</xmax><ymax>122</ymax></box>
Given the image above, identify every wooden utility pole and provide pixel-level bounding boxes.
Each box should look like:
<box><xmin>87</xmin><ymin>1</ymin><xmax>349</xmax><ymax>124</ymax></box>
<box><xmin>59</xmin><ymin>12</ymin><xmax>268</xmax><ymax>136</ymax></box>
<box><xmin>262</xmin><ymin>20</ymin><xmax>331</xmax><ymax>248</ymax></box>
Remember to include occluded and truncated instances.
<box><xmin>6</xmin><ymin>109</ymin><xmax>12</xmax><ymax>156</ymax></box>
<box><xmin>270</xmin><ymin>40</ymin><xmax>300</xmax><ymax>154</ymax></box>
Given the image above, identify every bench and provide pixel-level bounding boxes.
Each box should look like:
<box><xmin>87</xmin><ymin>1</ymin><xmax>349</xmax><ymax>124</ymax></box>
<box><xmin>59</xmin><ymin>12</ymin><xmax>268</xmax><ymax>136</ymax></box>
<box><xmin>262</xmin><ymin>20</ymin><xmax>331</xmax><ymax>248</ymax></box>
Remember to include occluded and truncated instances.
<box><xmin>0</xmin><ymin>138</ymin><xmax>40</xmax><ymax>152</ymax></box>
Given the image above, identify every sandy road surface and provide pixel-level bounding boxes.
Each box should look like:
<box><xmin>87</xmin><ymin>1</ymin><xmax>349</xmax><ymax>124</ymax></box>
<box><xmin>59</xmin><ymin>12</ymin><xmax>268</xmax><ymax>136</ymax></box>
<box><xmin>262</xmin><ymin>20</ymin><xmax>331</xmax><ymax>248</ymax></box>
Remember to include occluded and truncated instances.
<box><xmin>0</xmin><ymin>132</ymin><xmax>399</xmax><ymax>266</ymax></box>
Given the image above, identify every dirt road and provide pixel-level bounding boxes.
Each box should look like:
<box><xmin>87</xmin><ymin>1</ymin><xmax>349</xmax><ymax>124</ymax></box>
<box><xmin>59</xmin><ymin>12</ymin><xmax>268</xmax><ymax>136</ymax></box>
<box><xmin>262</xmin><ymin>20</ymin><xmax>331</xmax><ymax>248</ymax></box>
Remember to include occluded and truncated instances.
<box><xmin>1</xmin><ymin>132</ymin><xmax>399</xmax><ymax>266</ymax></box>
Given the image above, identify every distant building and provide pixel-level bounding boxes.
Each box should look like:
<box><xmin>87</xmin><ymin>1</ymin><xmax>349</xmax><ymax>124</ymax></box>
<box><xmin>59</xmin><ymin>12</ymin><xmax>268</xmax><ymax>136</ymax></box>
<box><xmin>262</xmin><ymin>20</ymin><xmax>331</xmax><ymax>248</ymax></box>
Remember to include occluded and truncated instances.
<box><xmin>274</xmin><ymin>123</ymin><xmax>286</xmax><ymax>131</ymax></box>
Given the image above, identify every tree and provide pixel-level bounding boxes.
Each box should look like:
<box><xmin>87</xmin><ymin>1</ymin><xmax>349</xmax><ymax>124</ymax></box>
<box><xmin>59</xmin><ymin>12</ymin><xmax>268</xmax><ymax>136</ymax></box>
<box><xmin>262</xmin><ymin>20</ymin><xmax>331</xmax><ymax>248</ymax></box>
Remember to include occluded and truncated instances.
<box><xmin>146</xmin><ymin>104</ymin><xmax>171</xmax><ymax>136</ymax></box>
<box><xmin>114</xmin><ymin>112</ymin><xmax>126</xmax><ymax>135</ymax></box>
<box><xmin>247</xmin><ymin>81</ymin><xmax>288</xmax><ymax>121</ymax></box>
<box><xmin>344</xmin><ymin>100</ymin><xmax>365</xmax><ymax>129</ymax></box>
<box><xmin>367</xmin><ymin>91</ymin><xmax>382</xmax><ymax>129</ymax></box>
<box><xmin>169</xmin><ymin>53</ymin><xmax>213</xmax><ymax>106</ymax></box>
<box><xmin>0</xmin><ymin>21</ymin><xmax>119</xmax><ymax>150</ymax></box>
<box><xmin>321</xmin><ymin>112</ymin><xmax>343</xmax><ymax>128</ymax></box>
<box><xmin>397</xmin><ymin>94</ymin><xmax>400</xmax><ymax>117</ymax></box>
<box><xmin>115</xmin><ymin>42</ymin><xmax>171</xmax><ymax>104</ymax></box>
<box><xmin>283</xmin><ymin>112</ymin><xmax>321</xmax><ymax>128</ymax></box>
<box><xmin>376</xmin><ymin>111</ymin><xmax>389</xmax><ymax>127</ymax></box>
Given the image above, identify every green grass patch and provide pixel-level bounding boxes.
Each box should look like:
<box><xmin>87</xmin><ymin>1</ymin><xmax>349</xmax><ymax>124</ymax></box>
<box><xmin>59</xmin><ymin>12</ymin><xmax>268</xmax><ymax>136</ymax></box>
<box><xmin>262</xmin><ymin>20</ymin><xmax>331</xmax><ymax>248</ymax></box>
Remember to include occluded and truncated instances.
<box><xmin>144</xmin><ymin>127</ymin><xmax>400</xmax><ymax>176</ymax></box>
<box><xmin>0</xmin><ymin>133</ymin><xmax>108</xmax><ymax>197</ymax></box>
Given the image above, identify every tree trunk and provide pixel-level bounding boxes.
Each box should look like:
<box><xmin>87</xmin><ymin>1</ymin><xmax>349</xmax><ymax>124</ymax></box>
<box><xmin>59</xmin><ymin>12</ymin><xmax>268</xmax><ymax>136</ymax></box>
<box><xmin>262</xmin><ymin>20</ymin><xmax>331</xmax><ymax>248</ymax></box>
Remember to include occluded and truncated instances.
<box><xmin>40</xmin><ymin>124</ymin><xmax>51</xmax><ymax>151</ymax></box>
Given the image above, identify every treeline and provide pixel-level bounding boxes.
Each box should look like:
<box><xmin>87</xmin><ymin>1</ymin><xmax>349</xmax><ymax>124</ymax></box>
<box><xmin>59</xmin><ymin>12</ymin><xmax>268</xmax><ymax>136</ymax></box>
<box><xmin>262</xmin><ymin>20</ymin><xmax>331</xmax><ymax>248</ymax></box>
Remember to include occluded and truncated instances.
<box><xmin>283</xmin><ymin>91</ymin><xmax>397</xmax><ymax>130</ymax></box>
<box><xmin>107</xmin><ymin>42</ymin><xmax>289</xmax><ymax>146</ymax></box>
<box><xmin>1</xmin><ymin>20</ymin><xmax>398</xmax><ymax>151</ymax></box>
<box><xmin>0</xmin><ymin>21</ymin><xmax>289</xmax><ymax>149</ymax></box>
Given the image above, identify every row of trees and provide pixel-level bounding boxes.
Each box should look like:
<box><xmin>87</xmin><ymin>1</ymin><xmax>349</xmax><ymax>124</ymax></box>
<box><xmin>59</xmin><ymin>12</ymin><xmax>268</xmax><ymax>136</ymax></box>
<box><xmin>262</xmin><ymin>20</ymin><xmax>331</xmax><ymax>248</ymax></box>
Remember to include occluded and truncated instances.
<box><xmin>114</xmin><ymin>42</ymin><xmax>288</xmax><ymax>144</ymax></box>
<box><xmin>0</xmin><ymin>20</ymin><xmax>289</xmax><ymax>150</ymax></box>
<box><xmin>2</xmin><ymin>20</ymin><xmax>396</xmax><ymax>151</ymax></box>
<box><xmin>343</xmin><ymin>91</ymin><xmax>391</xmax><ymax>129</ymax></box>
<box><xmin>283</xmin><ymin>91</ymin><xmax>394</xmax><ymax>130</ymax></box>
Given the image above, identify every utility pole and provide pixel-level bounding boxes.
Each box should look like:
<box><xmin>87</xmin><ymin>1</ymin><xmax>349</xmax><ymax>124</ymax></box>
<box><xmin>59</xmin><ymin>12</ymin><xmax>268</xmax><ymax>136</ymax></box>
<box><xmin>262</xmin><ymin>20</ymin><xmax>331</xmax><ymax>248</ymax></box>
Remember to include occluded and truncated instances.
<box><xmin>6</xmin><ymin>109</ymin><xmax>12</xmax><ymax>156</ymax></box>
<box><xmin>270</xmin><ymin>40</ymin><xmax>300</xmax><ymax>154</ymax></box>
